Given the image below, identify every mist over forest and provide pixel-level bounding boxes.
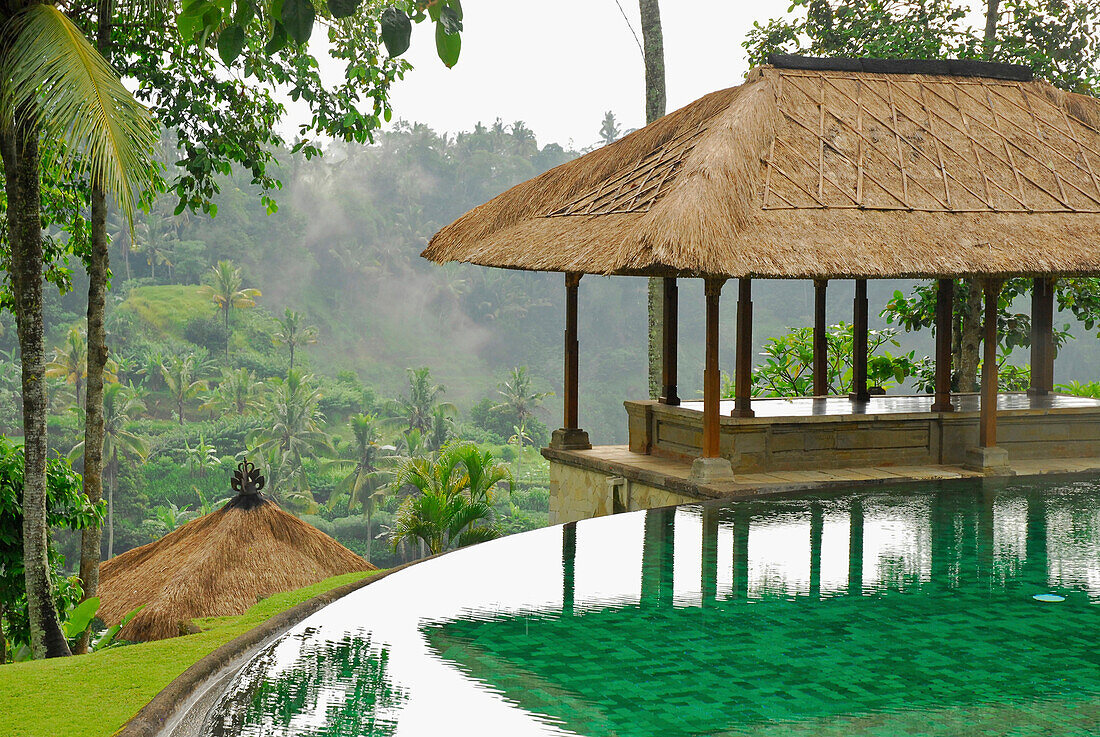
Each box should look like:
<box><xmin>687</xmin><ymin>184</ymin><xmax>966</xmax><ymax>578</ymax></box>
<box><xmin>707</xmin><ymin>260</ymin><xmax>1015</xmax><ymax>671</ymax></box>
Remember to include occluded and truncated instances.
<box><xmin>9</xmin><ymin>116</ymin><xmax>1100</xmax><ymax>450</ymax></box>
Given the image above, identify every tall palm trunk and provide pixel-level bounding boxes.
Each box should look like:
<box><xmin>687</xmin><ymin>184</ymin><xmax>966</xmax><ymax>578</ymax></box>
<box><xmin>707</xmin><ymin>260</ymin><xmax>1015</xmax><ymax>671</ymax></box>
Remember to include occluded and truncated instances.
<box><xmin>365</xmin><ymin>507</ymin><xmax>372</xmax><ymax>563</ymax></box>
<box><xmin>2</xmin><ymin>115</ymin><xmax>72</xmax><ymax>658</ymax></box>
<box><xmin>78</xmin><ymin>0</ymin><xmax>113</xmax><ymax>646</ymax></box>
<box><xmin>640</xmin><ymin>0</ymin><xmax>666</xmax><ymax>398</ymax></box>
<box><xmin>108</xmin><ymin>447</ymin><xmax>117</xmax><ymax>559</ymax></box>
<box><xmin>77</xmin><ymin>182</ymin><xmax>108</xmax><ymax>653</ymax></box>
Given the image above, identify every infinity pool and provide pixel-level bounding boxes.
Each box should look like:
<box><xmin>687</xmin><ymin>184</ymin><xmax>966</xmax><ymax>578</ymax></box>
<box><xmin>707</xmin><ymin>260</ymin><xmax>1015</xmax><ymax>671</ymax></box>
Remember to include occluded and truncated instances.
<box><xmin>203</xmin><ymin>479</ymin><xmax>1100</xmax><ymax>736</ymax></box>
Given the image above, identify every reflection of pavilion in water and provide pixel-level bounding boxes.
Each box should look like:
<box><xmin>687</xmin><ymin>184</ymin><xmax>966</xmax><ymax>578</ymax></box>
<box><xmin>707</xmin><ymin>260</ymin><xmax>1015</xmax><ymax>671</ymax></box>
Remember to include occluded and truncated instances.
<box><xmin>561</xmin><ymin>485</ymin><xmax>1097</xmax><ymax>612</ymax></box>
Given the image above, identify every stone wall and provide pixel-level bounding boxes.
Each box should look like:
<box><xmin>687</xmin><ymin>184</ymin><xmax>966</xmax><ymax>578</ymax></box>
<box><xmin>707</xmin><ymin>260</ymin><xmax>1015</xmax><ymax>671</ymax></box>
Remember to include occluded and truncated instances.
<box><xmin>548</xmin><ymin>462</ymin><xmax>693</xmax><ymax>525</ymax></box>
<box><xmin>626</xmin><ymin>399</ymin><xmax>1100</xmax><ymax>472</ymax></box>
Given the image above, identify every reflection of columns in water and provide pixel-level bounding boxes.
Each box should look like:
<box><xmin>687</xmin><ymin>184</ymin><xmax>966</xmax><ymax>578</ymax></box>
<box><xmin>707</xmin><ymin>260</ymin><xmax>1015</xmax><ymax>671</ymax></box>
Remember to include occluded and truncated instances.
<box><xmin>809</xmin><ymin>503</ymin><xmax>823</xmax><ymax>600</ymax></box>
<box><xmin>642</xmin><ymin>509</ymin><xmax>675</xmax><ymax>608</ymax></box>
<box><xmin>562</xmin><ymin>523</ymin><xmax>576</xmax><ymax>617</ymax></box>
<box><xmin>732</xmin><ymin>508</ymin><xmax>749</xmax><ymax>600</ymax></box>
<box><xmin>977</xmin><ymin>486</ymin><xmax>997</xmax><ymax>585</ymax></box>
<box><xmin>1025</xmin><ymin>488</ymin><xmax>1049</xmax><ymax>587</ymax></box>
<box><xmin>701</xmin><ymin>506</ymin><xmax>719</xmax><ymax>606</ymax></box>
<box><xmin>849</xmin><ymin>497</ymin><xmax>864</xmax><ymax>596</ymax></box>
<box><xmin>931</xmin><ymin>489</ymin><xmax>956</xmax><ymax>588</ymax></box>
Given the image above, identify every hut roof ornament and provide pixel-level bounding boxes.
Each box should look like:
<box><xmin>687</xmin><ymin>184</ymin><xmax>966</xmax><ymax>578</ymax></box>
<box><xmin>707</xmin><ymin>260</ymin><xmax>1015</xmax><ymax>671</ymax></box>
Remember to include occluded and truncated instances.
<box><xmin>231</xmin><ymin>459</ymin><xmax>265</xmax><ymax>496</ymax></box>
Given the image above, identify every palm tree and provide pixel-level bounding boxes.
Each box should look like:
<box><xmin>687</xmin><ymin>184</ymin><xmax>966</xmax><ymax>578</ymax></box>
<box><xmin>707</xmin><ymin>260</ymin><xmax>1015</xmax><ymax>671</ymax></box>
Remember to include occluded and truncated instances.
<box><xmin>45</xmin><ymin>328</ymin><xmax>117</xmax><ymax>407</ymax></box>
<box><xmin>389</xmin><ymin>442</ymin><xmax>507</xmax><ymax>557</ymax></box>
<box><xmin>386</xmin><ymin>367</ymin><xmax>457</xmax><ymax>435</ymax></box>
<box><xmin>492</xmin><ymin>366</ymin><xmax>551</xmax><ymax>425</ymax></box>
<box><xmin>326</xmin><ymin>413</ymin><xmax>393</xmax><ymax>563</ymax></box>
<box><xmin>45</xmin><ymin>328</ymin><xmax>88</xmax><ymax>407</ymax></box>
<box><xmin>1</xmin><ymin>0</ymin><xmax>155</xmax><ymax>658</ymax></box>
<box><xmin>249</xmin><ymin>370</ymin><xmax>331</xmax><ymax>509</ymax></box>
<box><xmin>70</xmin><ymin>383</ymin><xmax>148</xmax><ymax>559</ymax></box>
<box><xmin>199</xmin><ymin>260</ymin><xmax>261</xmax><ymax>360</ymax></box>
<box><xmin>202</xmin><ymin>368</ymin><xmax>263</xmax><ymax>416</ymax></box>
<box><xmin>272</xmin><ymin>308</ymin><xmax>318</xmax><ymax>370</ymax></box>
<box><xmin>160</xmin><ymin>353</ymin><xmax>209</xmax><ymax>425</ymax></box>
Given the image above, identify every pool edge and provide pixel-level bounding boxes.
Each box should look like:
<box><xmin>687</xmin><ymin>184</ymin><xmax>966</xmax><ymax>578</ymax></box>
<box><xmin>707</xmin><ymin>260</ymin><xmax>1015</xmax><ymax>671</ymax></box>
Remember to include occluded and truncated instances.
<box><xmin>116</xmin><ymin>556</ymin><xmax>437</xmax><ymax>737</ymax></box>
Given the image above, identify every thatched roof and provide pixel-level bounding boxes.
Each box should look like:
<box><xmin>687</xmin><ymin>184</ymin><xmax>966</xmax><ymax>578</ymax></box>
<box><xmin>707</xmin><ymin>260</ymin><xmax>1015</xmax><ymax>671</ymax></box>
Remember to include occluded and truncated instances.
<box><xmin>97</xmin><ymin>495</ymin><xmax>374</xmax><ymax>641</ymax></box>
<box><xmin>423</xmin><ymin>57</ymin><xmax>1100</xmax><ymax>279</ymax></box>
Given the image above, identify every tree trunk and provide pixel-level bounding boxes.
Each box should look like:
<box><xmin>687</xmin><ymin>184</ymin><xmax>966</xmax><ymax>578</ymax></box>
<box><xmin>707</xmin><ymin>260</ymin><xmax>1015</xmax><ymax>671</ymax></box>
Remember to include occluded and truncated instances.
<box><xmin>365</xmin><ymin>507</ymin><xmax>372</xmax><ymax>564</ymax></box>
<box><xmin>2</xmin><ymin>117</ymin><xmax>71</xmax><ymax>659</ymax></box>
<box><xmin>640</xmin><ymin>0</ymin><xmax>666</xmax><ymax>399</ymax></box>
<box><xmin>108</xmin><ymin>449</ymin><xmax>117</xmax><ymax>559</ymax></box>
<box><xmin>224</xmin><ymin>306</ymin><xmax>230</xmax><ymax>361</ymax></box>
<box><xmin>984</xmin><ymin>0</ymin><xmax>1001</xmax><ymax>55</ymax></box>
<box><xmin>1</xmin><ymin>601</ymin><xmax>7</xmax><ymax>664</ymax></box>
<box><xmin>77</xmin><ymin>182</ymin><xmax>109</xmax><ymax>654</ymax></box>
<box><xmin>956</xmin><ymin>281</ymin><xmax>984</xmax><ymax>392</ymax></box>
<box><xmin>289</xmin><ymin>344</ymin><xmax>294</xmax><ymax>371</ymax></box>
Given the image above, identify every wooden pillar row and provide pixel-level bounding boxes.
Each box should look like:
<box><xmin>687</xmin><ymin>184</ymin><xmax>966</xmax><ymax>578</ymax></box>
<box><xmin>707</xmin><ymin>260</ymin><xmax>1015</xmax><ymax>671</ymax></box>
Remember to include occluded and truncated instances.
<box><xmin>1029</xmin><ymin>277</ymin><xmax>1055</xmax><ymax>395</ymax></box>
<box><xmin>813</xmin><ymin>279</ymin><xmax>828</xmax><ymax>396</ymax></box>
<box><xmin>851</xmin><ymin>279</ymin><xmax>870</xmax><ymax>402</ymax></box>
<box><xmin>660</xmin><ymin>277</ymin><xmax>679</xmax><ymax>405</ymax></box>
<box><xmin>733</xmin><ymin>278</ymin><xmax>754</xmax><ymax>418</ymax></box>
<box><xmin>932</xmin><ymin>278</ymin><xmax>955</xmax><ymax>412</ymax></box>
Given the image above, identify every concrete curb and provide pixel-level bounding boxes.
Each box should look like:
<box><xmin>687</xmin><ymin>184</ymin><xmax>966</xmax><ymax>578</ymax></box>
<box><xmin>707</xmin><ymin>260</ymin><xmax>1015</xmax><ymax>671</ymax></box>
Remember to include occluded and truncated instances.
<box><xmin>116</xmin><ymin>558</ymin><xmax>429</xmax><ymax>737</ymax></box>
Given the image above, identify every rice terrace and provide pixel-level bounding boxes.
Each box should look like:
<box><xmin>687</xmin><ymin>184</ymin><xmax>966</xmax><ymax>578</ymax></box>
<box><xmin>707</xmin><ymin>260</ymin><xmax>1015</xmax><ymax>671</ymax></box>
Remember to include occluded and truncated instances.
<box><xmin>2</xmin><ymin>2</ymin><xmax>1099</xmax><ymax>737</ymax></box>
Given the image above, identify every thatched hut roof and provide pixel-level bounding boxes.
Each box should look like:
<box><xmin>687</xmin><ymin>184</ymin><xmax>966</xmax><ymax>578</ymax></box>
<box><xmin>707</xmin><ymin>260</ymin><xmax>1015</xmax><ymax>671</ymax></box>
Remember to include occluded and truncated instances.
<box><xmin>423</xmin><ymin>56</ymin><xmax>1100</xmax><ymax>279</ymax></box>
<box><xmin>97</xmin><ymin>494</ymin><xmax>374</xmax><ymax>641</ymax></box>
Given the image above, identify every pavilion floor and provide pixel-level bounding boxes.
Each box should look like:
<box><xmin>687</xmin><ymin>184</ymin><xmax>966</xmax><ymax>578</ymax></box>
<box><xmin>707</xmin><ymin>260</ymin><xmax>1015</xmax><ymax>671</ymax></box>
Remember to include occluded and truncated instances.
<box><xmin>677</xmin><ymin>392</ymin><xmax>1100</xmax><ymax>417</ymax></box>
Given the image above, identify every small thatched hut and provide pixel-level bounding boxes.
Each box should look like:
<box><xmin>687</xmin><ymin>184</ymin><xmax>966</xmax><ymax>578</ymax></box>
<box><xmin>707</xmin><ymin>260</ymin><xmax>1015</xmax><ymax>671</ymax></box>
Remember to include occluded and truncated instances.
<box><xmin>98</xmin><ymin>488</ymin><xmax>374</xmax><ymax>641</ymax></box>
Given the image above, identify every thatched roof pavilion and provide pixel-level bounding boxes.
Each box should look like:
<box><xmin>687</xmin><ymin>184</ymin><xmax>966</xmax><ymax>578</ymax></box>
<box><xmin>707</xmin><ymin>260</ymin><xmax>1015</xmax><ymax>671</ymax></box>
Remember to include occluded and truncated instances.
<box><xmin>98</xmin><ymin>487</ymin><xmax>374</xmax><ymax>641</ymax></box>
<box><xmin>425</xmin><ymin>56</ymin><xmax>1100</xmax><ymax>479</ymax></box>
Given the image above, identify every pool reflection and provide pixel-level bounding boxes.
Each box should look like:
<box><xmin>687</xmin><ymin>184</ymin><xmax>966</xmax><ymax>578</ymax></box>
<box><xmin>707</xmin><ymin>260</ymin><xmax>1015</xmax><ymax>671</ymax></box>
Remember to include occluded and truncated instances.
<box><xmin>204</xmin><ymin>480</ymin><xmax>1100</xmax><ymax>737</ymax></box>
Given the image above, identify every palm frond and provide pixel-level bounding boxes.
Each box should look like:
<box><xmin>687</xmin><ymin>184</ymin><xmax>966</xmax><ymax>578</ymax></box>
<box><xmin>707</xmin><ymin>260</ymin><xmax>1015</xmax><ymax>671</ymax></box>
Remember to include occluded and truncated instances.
<box><xmin>1</xmin><ymin>4</ymin><xmax>156</xmax><ymax>224</ymax></box>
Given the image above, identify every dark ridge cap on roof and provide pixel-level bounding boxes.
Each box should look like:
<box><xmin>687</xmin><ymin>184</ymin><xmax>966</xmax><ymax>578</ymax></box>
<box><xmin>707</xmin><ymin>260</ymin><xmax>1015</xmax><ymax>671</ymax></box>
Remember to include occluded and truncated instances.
<box><xmin>768</xmin><ymin>53</ymin><xmax>1033</xmax><ymax>82</ymax></box>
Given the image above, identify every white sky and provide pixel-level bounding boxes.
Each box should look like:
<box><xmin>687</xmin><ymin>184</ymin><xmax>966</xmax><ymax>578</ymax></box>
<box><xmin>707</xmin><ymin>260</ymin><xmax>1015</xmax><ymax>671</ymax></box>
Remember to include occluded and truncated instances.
<box><xmin>292</xmin><ymin>0</ymin><xmax>795</xmax><ymax>149</ymax></box>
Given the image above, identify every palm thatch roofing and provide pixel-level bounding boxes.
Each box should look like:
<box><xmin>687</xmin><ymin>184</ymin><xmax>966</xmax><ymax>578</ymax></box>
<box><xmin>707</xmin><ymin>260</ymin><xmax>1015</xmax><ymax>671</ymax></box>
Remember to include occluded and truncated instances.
<box><xmin>97</xmin><ymin>494</ymin><xmax>374</xmax><ymax>641</ymax></box>
<box><xmin>423</xmin><ymin>56</ymin><xmax>1100</xmax><ymax>279</ymax></box>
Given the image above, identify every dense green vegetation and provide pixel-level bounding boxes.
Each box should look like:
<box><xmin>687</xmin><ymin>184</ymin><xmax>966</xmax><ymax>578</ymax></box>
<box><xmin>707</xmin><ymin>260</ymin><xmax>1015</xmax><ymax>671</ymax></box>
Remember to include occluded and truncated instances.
<box><xmin>0</xmin><ymin>571</ymin><xmax>374</xmax><ymax>737</ymax></box>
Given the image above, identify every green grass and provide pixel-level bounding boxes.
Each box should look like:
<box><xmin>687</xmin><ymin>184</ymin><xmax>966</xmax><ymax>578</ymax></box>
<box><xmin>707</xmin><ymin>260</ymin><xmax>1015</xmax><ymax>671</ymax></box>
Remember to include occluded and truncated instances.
<box><xmin>118</xmin><ymin>284</ymin><xmax>213</xmax><ymax>338</ymax></box>
<box><xmin>0</xmin><ymin>570</ymin><xmax>376</xmax><ymax>737</ymax></box>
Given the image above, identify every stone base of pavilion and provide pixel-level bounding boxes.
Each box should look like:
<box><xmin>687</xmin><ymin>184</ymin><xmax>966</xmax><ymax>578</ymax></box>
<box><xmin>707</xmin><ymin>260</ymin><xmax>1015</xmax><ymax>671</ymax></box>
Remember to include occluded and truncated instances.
<box><xmin>543</xmin><ymin>392</ymin><xmax>1100</xmax><ymax>525</ymax></box>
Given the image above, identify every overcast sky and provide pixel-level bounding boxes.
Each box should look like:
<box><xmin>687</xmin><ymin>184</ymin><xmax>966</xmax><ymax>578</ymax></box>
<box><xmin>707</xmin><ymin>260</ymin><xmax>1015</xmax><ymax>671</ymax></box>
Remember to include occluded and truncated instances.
<box><xmin>288</xmin><ymin>0</ymin><xmax>795</xmax><ymax>149</ymax></box>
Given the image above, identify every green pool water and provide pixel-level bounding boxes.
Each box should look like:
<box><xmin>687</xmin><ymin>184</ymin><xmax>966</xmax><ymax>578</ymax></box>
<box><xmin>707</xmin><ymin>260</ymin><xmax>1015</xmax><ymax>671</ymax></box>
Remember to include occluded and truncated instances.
<box><xmin>204</xmin><ymin>479</ymin><xmax>1100</xmax><ymax>737</ymax></box>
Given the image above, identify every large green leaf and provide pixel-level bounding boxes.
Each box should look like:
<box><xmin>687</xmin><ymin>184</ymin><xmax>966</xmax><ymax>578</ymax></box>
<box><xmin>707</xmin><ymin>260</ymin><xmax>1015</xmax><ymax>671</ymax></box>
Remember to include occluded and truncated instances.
<box><xmin>0</xmin><ymin>4</ymin><xmax>156</xmax><ymax>227</ymax></box>
<box><xmin>265</xmin><ymin>21</ymin><xmax>288</xmax><ymax>54</ymax></box>
<box><xmin>217</xmin><ymin>24</ymin><xmax>246</xmax><ymax>64</ymax></box>
<box><xmin>329</xmin><ymin>0</ymin><xmax>360</xmax><ymax>20</ymax></box>
<box><xmin>281</xmin><ymin>0</ymin><xmax>315</xmax><ymax>44</ymax></box>
<box><xmin>380</xmin><ymin>7</ymin><xmax>411</xmax><ymax>56</ymax></box>
<box><xmin>93</xmin><ymin>604</ymin><xmax>145</xmax><ymax>651</ymax></box>
<box><xmin>435</xmin><ymin>22</ymin><xmax>461</xmax><ymax>68</ymax></box>
<box><xmin>62</xmin><ymin>597</ymin><xmax>100</xmax><ymax>639</ymax></box>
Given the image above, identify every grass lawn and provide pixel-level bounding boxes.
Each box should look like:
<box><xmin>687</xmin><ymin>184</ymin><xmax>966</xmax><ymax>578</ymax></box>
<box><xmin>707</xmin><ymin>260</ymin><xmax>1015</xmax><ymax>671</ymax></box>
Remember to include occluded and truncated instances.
<box><xmin>117</xmin><ymin>284</ymin><xmax>212</xmax><ymax>338</ymax></box>
<box><xmin>0</xmin><ymin>571</ymin><xmax>376</xmax><ymax>737</ymax></box>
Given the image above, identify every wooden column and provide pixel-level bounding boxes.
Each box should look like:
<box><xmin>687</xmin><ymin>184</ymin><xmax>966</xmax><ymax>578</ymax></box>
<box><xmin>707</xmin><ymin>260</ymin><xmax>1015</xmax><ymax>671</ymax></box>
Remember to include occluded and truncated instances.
<box><xmin>813</xmin><ymin>279</ymin><xmax>828</xmax><ymax>396</ymax></box>
<box><xmin>564</xmin><ymin>272</ymin><xmax>580</xmax><ymax>428</ymax></box>
<box><xmin>551</xmin><ymin>273</ymin><xmax>591</xmax><ymax>449</ymax></box>
<box><xmin>733</xmin><ymin>278</ymin><xmax>755</xmax><ymax>418</ymax></box>
<box><xmin>702</xmin><ymin>278</ymin><xmax>725</xmax><ymax>457</ymax></box>
<box><xmin>932</xmin><ymin>278</ymin><xmax>955</xmax><ymax>412</ymax></box>
<box><xmin>660</xmin><ymin>277</ymin><xmax>679</xmax><ymax>405</ymax></box>
<box><xmin>979</xmin><ymin>279</ymin><xmax>1002</xmax><ymax>448</ymax></box>
<box><xmin>851</xmin><ymin>279</ymin><xmax>870</xmax><ymax>402</ymax></box>
<box><xmin>1029</xmin><ymin>277</ymin><xmax>1055</xmax><ymax>395</ymax></box>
